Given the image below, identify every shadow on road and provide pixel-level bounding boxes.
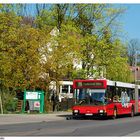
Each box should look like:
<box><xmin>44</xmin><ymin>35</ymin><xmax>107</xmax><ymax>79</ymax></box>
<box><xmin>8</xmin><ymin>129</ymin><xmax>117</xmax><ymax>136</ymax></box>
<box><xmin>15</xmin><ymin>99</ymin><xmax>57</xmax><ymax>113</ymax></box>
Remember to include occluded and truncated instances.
<box><xmin>57</xmin><ymin>113</ymin><xmax>140</xmax><ymax>121</ymax></box>
<box><xmin>56</xmin><ymin>114</ymin><xmax>111</xmax><ymax>120</ymax></box>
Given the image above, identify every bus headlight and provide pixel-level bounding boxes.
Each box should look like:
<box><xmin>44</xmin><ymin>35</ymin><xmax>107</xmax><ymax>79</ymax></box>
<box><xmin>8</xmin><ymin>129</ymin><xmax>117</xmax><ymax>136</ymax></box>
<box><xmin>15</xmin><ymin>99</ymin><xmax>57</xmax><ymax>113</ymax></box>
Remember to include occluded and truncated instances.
<box><xmin>99</xmin><ymin>110</ymin><xmax>104</xmax><ymax>113</ymax></box>
<box><xmin>74</xmin><ymin>110</ymin><xmax>79</xmax><ymax>113</ymax></box>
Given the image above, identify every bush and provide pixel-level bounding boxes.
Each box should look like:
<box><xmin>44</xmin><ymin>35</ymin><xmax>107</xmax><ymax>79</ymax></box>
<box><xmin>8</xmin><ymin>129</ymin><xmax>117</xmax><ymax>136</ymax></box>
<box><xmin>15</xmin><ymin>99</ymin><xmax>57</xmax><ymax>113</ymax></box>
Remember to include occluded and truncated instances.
<box><xmin>4</xmin><ymin>98</ymin><xmax>18</xmax><ymax>112</ymax></box>
<box><xmin>2</xmin><ymin>92</ymin><xmax>18</xmax><ymax>113</ymax></box>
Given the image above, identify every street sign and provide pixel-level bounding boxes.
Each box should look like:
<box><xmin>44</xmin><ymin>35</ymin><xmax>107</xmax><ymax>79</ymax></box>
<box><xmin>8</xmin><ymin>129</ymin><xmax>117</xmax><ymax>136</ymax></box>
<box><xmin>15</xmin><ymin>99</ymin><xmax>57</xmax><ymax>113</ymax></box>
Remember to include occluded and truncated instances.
<box><xmin>26</xmin><ymin>92</ymin><xmax>38</xmax><ymax>99</ymax></box>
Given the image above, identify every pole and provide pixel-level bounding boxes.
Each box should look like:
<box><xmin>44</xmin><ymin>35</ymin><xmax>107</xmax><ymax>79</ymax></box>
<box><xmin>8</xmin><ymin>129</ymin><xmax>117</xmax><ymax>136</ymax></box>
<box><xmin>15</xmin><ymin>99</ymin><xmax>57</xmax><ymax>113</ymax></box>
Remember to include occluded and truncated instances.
<box><xmin>135</xmin><ymin>53</ymin><xmax>139</xmax><ymax>114</ymax></box>
<box><xmin>0</xmin><ymin>94</ymin><xmax>3</xmax><ymax>114</ymax></box>
<box><xmin>135</xmin><ymin>53</ymin><xmax>137</xmax><ymax>83</ymax></box>
<box><xmin>135</xmin><ymin>85</ymin><xmax>138</xmax><ymax>113</ymax></box>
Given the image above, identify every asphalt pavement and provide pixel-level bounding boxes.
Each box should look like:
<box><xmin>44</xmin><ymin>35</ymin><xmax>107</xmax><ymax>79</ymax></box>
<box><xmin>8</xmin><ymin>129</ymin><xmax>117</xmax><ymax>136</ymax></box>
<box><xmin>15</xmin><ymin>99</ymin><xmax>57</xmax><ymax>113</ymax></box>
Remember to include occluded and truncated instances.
<box><xmin>1</xmin><ymin>112</ymin><xmax>140</xmax><ymax>136</ymax></box>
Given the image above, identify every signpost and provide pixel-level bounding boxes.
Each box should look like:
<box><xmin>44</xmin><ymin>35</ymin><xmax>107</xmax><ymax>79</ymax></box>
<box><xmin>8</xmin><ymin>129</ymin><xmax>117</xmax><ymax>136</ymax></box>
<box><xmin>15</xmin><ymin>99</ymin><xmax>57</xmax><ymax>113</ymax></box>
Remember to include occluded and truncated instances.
<box><xmin>0</xmin><ymin>94</ymin><xmax>3</xmax><ymax>114</ymax></box>
<box><xmin>135</xmin><ymin>85</ymin><xmax>139</xmax><ymax>113</ymax></box>
<box><xmin>134</xmin><ymin>53</ymin><xmax>139</xmax><ymax>114</ymax></box>
<box><xmin>0</xmin><ymin>81</ymin><xmax>3</xmax><ymax>114</ymax></box>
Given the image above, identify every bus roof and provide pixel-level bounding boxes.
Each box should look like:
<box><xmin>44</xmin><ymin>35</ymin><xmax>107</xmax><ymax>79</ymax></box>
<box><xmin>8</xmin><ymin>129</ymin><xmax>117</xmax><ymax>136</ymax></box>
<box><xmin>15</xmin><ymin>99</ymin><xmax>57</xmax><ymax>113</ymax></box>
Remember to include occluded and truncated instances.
<box><xmin>116</xmin><ymin>81</ymin><xmax>135</xmax><ymax>88</ymax></box>
<box><xmin>107</xmin><ymin>80</ymin><xmax>135</xmax><ymax>88</ymax></box>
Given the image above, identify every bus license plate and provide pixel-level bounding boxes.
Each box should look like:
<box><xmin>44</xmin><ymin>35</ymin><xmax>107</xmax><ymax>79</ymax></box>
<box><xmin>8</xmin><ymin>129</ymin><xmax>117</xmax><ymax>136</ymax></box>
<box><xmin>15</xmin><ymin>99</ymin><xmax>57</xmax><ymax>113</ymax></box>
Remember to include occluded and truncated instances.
<box><xmin>85</xmin><ymin>114</ymin><xmax>93</xmax><ymax>116</ymax></box>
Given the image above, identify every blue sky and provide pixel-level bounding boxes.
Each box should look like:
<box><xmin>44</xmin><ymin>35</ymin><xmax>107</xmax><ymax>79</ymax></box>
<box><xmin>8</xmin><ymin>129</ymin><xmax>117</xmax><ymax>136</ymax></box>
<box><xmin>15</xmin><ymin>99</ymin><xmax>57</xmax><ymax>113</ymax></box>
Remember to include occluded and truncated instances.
<box><xmin>122</xmin><ymin>4</ymin><xmax>140</xmax><ymax>41</ymax></box>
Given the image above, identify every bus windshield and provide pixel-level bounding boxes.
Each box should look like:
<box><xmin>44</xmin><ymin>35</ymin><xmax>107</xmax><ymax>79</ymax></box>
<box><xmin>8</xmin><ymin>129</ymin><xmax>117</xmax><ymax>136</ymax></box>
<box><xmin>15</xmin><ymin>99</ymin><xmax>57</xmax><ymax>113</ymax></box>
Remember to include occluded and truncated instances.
<box><xmin>77</xmin><ymin>89</ymin><xmax>106</xmax><ymax>105</ymax></box>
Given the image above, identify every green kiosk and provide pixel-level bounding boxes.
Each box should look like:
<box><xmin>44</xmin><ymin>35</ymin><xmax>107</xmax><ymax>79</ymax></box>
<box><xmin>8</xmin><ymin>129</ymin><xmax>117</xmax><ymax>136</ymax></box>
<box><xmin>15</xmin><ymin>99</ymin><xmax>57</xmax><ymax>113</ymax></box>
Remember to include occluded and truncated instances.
<box><xmin>22</xmin><ymin>90</ymin><xmax>44</xmax><ymax>113</ymax></box>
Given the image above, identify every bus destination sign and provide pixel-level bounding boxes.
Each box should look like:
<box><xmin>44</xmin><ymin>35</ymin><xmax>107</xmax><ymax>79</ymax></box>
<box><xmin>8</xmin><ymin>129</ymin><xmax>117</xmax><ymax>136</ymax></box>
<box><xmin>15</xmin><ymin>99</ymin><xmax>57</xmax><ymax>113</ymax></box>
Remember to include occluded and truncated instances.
<box><xmin>76</xmin><ymin>82</ymin><xmax>103</xmax><ymax>87</ymax></box>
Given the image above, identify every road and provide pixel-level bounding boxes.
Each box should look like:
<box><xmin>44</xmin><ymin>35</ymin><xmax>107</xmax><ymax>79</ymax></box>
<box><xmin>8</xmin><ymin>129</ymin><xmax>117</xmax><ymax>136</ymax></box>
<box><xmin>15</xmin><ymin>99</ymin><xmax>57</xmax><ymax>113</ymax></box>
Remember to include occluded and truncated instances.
<box><xmin>1</xmin><ymin>114</ymin><xmax>140</xmax><ymax>136</ymax></box>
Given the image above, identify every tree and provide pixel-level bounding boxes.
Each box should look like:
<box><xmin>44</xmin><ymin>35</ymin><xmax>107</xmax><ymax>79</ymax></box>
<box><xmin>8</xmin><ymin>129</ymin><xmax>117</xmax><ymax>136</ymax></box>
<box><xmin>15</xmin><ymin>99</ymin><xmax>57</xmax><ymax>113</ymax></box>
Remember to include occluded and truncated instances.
<box><xmin>10</xmin><ymin>25</ymin><xmax>44</xmax><ymax>90</ymax></box>
<box><xmin>0</xmin><ymin>12</ymin><xmax>21</xmax><ymax>90</ymax></box>
<box><xmin>127</xmin><ymin>39</ymin><xmax>140</xmax><ymax>66</ymax></box>
<box><xmin>70</xmin><ymin>4</ymin><xmax>126</xmax><ymax>79</ymax></box>
<box><xmin>35</xmin><ymin>4</ymin><xmax>131</xmax><ymax>82</ymax></box>
<box><xmin>104</xmin><ymin>39</ymin><xmax>132</xmax><ymax>82</ymax></box>
<box><xmin>40</xmin><ymin>22</ymin><xmax>81</xmax><ymax>94</ymax></box>
<box><xmin>1</xmin><ymin>4</ymin><xmax>132</xmax><ymax>93</ymax></box>
<box><xmin>0</xmin><ymin>11</ymin><xmax>47</xmax><ymax>91</ymax></box>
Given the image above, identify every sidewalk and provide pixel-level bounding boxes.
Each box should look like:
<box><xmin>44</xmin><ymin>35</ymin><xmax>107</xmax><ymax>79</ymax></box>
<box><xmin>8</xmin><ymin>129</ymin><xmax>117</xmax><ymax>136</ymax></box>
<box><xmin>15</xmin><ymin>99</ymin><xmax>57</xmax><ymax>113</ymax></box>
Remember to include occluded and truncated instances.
<box><xmin>0</xmin><ymin>111</ymin><xmax>72</xmax><ymax>125</ymax></box>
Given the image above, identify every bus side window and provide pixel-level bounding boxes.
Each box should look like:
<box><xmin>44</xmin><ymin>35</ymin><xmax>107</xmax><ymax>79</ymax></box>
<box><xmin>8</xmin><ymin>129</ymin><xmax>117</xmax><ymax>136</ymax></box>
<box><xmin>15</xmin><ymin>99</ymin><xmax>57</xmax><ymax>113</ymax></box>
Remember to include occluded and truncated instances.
<box><xmin>114</xmin><ymin>87</ymin><xmax>121</xmax><ymax>102</ymax></box>
<box><xmin>107</xmin><ymin>86</ymin><xmax>115</xmax><ymax>100</ymax></box>
<box><xmin>127</xmin><ymin>89</ymin><xmax>133</xmax><ymax>100</ymax></box>
<box><xmin>113</xmin><ymin>95</ymin><xmax>119</xmax><ymax>102</ymax></box>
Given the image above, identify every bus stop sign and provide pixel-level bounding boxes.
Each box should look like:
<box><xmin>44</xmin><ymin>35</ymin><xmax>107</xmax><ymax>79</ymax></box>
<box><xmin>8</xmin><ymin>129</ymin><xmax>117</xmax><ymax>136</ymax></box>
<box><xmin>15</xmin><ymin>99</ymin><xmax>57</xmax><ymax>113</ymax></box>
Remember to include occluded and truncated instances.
<box><xmin>22</xmin><ymin>90</ymin><xmax>44</xmax><ymax>113</ymax></box>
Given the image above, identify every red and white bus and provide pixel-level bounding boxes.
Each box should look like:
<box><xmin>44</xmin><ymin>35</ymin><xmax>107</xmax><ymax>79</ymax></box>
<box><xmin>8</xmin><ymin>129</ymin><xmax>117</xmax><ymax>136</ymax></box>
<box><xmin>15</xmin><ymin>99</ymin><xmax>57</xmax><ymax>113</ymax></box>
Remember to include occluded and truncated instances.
<box><xmin>72</xmin><ymin>79</ymin><xmax>140</xmax><ymax>119</ymax></box>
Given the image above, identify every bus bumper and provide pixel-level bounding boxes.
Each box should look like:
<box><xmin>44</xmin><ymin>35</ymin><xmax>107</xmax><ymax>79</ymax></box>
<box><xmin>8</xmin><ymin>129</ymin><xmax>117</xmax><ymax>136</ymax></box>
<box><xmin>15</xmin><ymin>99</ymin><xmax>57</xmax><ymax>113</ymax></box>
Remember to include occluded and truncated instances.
<box><xmin>73</xmin><ymin>111</ymin><xmax>107</xmax><ymax>117</ymax></box>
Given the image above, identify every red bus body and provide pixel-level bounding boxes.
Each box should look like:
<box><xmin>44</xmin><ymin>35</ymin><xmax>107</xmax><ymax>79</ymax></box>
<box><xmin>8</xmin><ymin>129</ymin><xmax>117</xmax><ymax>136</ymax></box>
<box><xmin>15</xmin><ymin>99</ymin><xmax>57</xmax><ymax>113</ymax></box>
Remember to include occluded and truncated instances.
<box><xmin>72</xmin><ymin>79</ymin><xmax>140</xmax><ymax>118</ymax></box>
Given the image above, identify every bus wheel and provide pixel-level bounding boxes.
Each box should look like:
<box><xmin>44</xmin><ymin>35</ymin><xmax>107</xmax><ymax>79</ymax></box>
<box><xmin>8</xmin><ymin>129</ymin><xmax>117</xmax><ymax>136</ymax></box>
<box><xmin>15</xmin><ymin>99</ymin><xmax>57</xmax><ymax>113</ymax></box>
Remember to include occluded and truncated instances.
<box><xmin>112</xmin><ymin>108</ymin><xmax>117</xmax><ymax>119</ymax></box>
<box><xmin>130</xmin><ymin>107</ymin><xmax>134</xmax><ymax>117</ymax></box>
